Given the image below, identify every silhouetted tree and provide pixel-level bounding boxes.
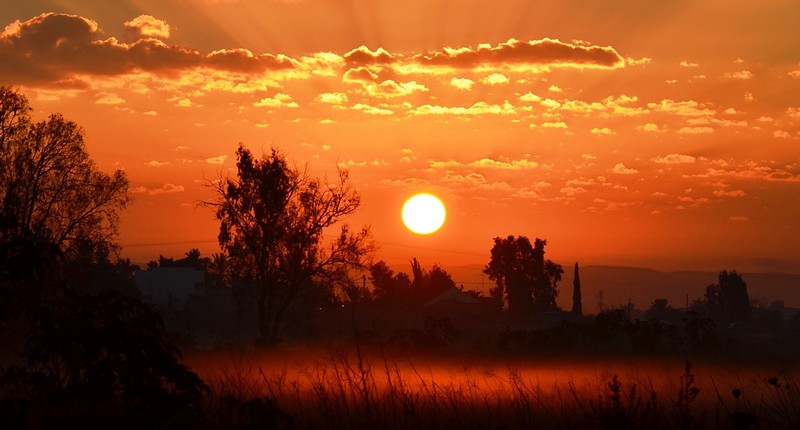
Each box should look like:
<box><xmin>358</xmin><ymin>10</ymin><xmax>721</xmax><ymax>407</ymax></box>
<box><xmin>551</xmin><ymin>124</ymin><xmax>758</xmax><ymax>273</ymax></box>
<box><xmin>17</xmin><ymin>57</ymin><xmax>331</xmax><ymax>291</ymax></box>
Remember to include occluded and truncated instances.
<box><xmin>371</xmin><ymin>259</ymin><xmax>456</xmax><ymax>305</ymax></box>
<box><xmin>645</xmin><ymin>298</ymin><xmax>683</xmax><ymax>322</ymax></box>
<box><xmin>0</xmin><ymin>287</ymin><xmax>209</xmax><ymax>428</ymax></box>
<box><xmin>206</xmin><ymin>144</ymin><xmax>373</xmax><ymax>346</ymax></box>
<box><xmin>704</xmin><ymin>270</ymin><xmax>750</xmax><ymax>323</ymax></box>
<box><xmin>571</xmin><ymin>262</ymin><xmax>582</xmax><ymax>316</ymax></box>
<box><xmin>0</xmin><ymin>86</ymin><xmax>129</xmax><ymax>257</ymax></box>
<box><xmin>369</xmin><ymin>260</ymin><xmax>412</xmax><ymax>304</ymax></box>
<box><xmin>484</xmin><ymin>235</ymin><xmax>563</xmax><ymax>315</ymax></box>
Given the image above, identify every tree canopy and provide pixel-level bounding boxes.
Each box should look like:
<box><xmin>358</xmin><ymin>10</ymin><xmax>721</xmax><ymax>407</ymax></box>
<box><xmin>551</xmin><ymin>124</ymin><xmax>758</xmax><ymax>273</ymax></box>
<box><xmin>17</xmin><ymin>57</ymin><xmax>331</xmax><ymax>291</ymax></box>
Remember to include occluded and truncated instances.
<box><xmin>0</xmin><ymin>86</ymin><xmax>129</xmax><ymax>259</ymax></box>
<box><xmin>206</xmin><ymin>144</ymin><xmax>373</xmax><ymax>346</ymax></box>
<box><xmin>703</xmin><ymin>270</ymin><xmax>750</xmax><ymax>323</ymax></box>
<box><xmin>484</xmin><ymin>235</ymin><xmax>563</xmax><ymax>315</ymax></box>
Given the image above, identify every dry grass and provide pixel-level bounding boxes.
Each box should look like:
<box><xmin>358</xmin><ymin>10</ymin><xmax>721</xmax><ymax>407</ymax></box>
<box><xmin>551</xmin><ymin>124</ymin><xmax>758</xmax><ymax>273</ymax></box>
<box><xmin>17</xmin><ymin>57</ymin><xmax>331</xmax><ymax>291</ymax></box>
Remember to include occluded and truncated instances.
<box><xmin>186</xmin><ymin>346</ymin><xmax>800</xmax><ymax>429</ymax></box>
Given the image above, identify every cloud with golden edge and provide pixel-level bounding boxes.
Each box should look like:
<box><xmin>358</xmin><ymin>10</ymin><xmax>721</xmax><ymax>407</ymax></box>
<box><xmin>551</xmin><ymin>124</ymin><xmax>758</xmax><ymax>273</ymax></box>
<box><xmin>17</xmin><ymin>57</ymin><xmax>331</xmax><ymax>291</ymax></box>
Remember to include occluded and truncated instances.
<box><xmin>254</xmin><ymin>93</ymin><xmax>298</xmax><ymax>108</ymax></box>
<box><xmin>409</xmin><ymin>101</ymin><xmax>515</xmax><ymax>116</ymax></box>
<box><xmin>0</xmin><ymin>13</ymin><xmax>299</xmax><ymax>85</ymax></box>
<box><xmin>124</xmin><ymin>15</ymin><xmax>171</xmax><ymax>39</ymax></box>
<box><xmin>612</xmin><ymin>163</ymin><xmax>638</xmax><ymax>174</ymax></box>
<box><xmin>450</xmin><ymin>77</ymin><xmax>475</xmax><ymax>90</ymax></box>
<box><xmin>411</xmin><ymin>38</ymin><xmax>625</xmax><ymax>72</ymax></box>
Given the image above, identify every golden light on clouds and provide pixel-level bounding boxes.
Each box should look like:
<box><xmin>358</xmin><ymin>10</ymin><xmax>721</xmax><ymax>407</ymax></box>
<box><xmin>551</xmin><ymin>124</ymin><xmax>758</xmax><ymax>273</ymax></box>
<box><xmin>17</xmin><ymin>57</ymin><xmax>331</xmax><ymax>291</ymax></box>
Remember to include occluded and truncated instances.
<box><xmin>2</xmin><ymin>1</ymin><xmax>800</xmax><ymax>272</ymax></box>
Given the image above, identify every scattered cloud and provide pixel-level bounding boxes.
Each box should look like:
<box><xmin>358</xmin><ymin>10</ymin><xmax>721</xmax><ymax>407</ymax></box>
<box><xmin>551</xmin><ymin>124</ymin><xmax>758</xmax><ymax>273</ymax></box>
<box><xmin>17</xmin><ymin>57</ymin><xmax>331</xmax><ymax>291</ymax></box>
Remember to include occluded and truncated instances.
<box><xmin>450</xmin><ymin>77</ymin><xmax>475</xmax><ymax>90</ymax></box>
<box><xmin>713</xmin><ymin>189</ymin><xmax>746</xmax><ymax>197</ymax></box>
<box><xmin>254</xmin><ymin>93</ymin><xmax>298</xmax><ymax>108</ymax></box>
<box><xmin>316</xmin><ymin>92</ymin><xmax>347</xmax><ymax>104</ymax></box>
<box><xmin>612</xmin><ymin>163</ymin><xmax>638</xmax><ymax>174</ymax></box>
<box><xmin>480</xmin><ymin>73</ymin><xmax>509</xmax><ymax>85</ymax></box>
<box><xmin>652</xmin><ymin>154</ymin><xmax>696</xmax><ymax>164</ymax></box>
<box><xmin>724</xmin><ymin>70</ymin><xmax>754</xmax><ymax>80</ymax></box>
<box><xmin>96</xmin><ymin>92</ymin><xmax>125</xmax><ymax>105</ymax></box>
<box><xmin>591</xmin><ymin>127</ymin><xmax>615</xmax><ymax>135</ymax></box>
<box><xmin>729</xmin><ymin>215</ymin><xmax>749</xmax><ymax>222</ymax></box>
<box><xmin>205</xmin><ymin>155</ymin><xmax>227</xmax><ymax>164</ymax></box>
<box><xmin>677</xmin><ymin>126</ymin><xmax>714</xmax><ymax>134</ymax></box>
<box><xmin>130</xmin><ymin>183</ymin><xmax>184</xmax><ymax>195</ymax></box>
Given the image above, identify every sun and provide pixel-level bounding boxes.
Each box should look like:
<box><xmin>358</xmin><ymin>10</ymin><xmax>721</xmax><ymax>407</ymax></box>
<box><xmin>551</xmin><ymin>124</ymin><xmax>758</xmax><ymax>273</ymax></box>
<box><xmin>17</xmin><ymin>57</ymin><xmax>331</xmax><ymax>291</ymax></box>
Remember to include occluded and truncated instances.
<box><xmin>402</xmin><ymin>193</ymin><xmax>446</xmax><ymax>235</ymax></box>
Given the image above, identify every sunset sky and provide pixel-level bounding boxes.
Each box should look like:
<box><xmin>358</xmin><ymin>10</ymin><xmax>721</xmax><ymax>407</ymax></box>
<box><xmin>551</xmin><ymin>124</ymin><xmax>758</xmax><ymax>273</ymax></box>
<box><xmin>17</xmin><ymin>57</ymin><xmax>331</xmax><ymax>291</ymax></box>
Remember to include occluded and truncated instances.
<box><xmin>2</xmin><ymin>0</ymin><xmax>799</xmax><ymax>274</ymax></box>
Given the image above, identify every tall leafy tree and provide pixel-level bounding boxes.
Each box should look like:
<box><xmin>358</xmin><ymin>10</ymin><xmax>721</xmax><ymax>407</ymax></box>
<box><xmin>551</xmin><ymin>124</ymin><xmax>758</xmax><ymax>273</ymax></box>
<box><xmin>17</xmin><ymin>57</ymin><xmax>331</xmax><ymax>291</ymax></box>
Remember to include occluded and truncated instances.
<box><xmin>0</xmin><ymin>86</ymin><xmax>129</xmax><ymax>258</ymax></box>
<box><xmin>484</xmin><ymin>235</ymin><xmax>563</xmax><ymax>315</ymax></box>
<box><xmin>206</xmin><ymin>144</ymin><xmax>372</xmax><ymax>346</ymax></box>
<box><xmin>704</xmin><ymin>270</ymin><xmax>750</xmax><ymax>323</ymax></box>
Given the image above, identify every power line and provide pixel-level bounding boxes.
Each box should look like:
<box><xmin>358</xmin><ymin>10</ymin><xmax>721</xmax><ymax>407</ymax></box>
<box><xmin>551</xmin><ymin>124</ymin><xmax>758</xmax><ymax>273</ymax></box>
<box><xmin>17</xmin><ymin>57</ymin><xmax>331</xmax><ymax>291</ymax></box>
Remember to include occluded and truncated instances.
<box><xmin>121</xmin><ymin>239</ymin><xmax>218</xmax><ymax>248</ymax></box>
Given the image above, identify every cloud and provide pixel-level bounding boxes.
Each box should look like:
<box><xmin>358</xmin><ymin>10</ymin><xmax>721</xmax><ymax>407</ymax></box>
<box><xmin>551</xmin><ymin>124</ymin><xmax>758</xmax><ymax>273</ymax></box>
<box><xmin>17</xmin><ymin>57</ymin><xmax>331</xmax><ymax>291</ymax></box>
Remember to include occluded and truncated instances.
<box><xmin>412</xmin><ymin>38</ymin><xmax>625</xmax><ymax>71</ymax></box>
<box><xmin>0</xmin><ymin>13</ymin><xmax>299</xmax><ymax>85</ymax></box>
<box><xmin>612</xmin><ymin>163</ymin><xmax>638</xmax><ymax>174</ymax></box>
<box><xmin>124</xmin><ymin>15</ymin><xmax>171</xmax><ymax>39</ymax></box>
<box><xmin>680</xmin><ymin>60</ymin><xmax>699</xmax><ymax>67</ymax></box>
<box><xmin>316</xmin><ymin>92</ymin><xmax>347</xmax><ymax>104</ymax></box>
<box><xmin>652</xmin><ymin>154</ymin><xmax>696</xmax><ymax>164</ymax></box>
<box><xmin>729</xmin><ymin>215</ymin><xmax>749</xmax><ymax>222</ymax></box>
<box><xmin>773</xmin><ymin>130</ymin><xmax>791</xmax><ymax>139</ymax></box>
<box><xmin>560</xmin><ymin>186</ymin><xmax>587</xmax><ymax>196</ymax></box>
<box><xmin>677</xmin><ymin>126</ymin><xmax>714</xmax><ymax>134</ymax></box>
<box><xmin>95</xmin><ymin>92</ymin><xmax>125</xmax><ymax>105</ymax></box>
<box><xmin>145</xmin><ymin>160</ymin><xmax>170</xmax><ymax>167</ymax></box>
<box><xmin>205</xmin><ymin>155</ymin><xmax>227</xmax><ymax>164</ymax></box>
<box><xmin>541</xmin><ymin>121</ymin><xmax>568</xmax><ymax>128</ymax></box>
<box><xmin>351</xmin><ymin>103</ymin><xmax>394</xmax><ymax>115</ymax></box>
<box><xmin>519</xmin><ymin>92</ymin><xmax>541</xmax><ymax>102</ymax></box>
<box><xmin>713</xmin><ymin>189</ymin><xmax>746</xmax><ymax>197</ymax></box>
<box><xmin>409</xmin><ymin>101</ymin><xmax>515</xmax><ymax>116</ymax></box>
<box><xmin>450</xmin><ymin>77</ymin><xmax>475</xmax><ymax>90</ymax></box>
<box><xmin>253</xmin><ymin>93</ymin><xmax>298</xmax><ymax>108</ymax></box>
<box><xmin>342</xmin><ymin>66</ymin><xmax>380</xmax><ymax>83</ymax></box>
<box><xmin>130</xmin><ymin>183</ymin><xmax>184</xmax><ymax>195</ymax></box>
<box><xmin>648</xmin><ymin>99</ymin><xmax>715</xmax><ymax>116</ymax></box>
<box><xmin>366</xmin><ymin>80</ymin><xmax>428</xmax><ymax>98</ymax></box>
<box><xmin>548</xmin><ymin>85</ymin><xmax>562</xmax><ymax>93</ymax></box>
<box><xmin>480</xmin><ymin>73</ymin><xmax>509</xmax><ymax>85</ymax></box>
<box><xmin>430</xmin><ymin>157</ymin><xmax>538</xmax><ymax>170</ymax></box>
<box><xmin>724</xmin><ymin>70</ymin><xmax>754</xmax><ymax>80</ymax></box>
<box><xmin>343</xmin><ymin>45</ymin><xmax>394</xmax><ymax>65</ymax></box>
<box><xmin>591</xmin><ymin>127</ymin><xmax>615</xmax><ymax>135</ymax></box>
<box><xmin>637</xmin><ymin>123</ymin><xmax>662</xmax><ymax>132</ymax></box>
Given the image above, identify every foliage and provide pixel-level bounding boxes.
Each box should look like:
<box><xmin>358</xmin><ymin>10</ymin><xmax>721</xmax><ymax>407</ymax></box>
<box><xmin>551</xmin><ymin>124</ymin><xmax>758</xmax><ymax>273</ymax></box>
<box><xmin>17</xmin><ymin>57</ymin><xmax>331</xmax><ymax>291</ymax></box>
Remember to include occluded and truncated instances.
<box><xmin>646</xmin><ymin>298</ymin><xmax>683</xmax><ymax>323</ymax></box>
<box><xmin>0</xmin><ymin>86</ymin><xmax>129</xmax><ymax>257</ymax></box>
<box><xmin>369</xmin><ymin>260</ymin><xmax>412</xmax><ymax>304</ymax></box>
<box><xmin>0</xmin><ymin>287</ymin><xmax>210</xmax><ymax>429</ymax></box>
<box><xmin>370</xmin><ymin>258</ymin><xmax>457</xmax><ymax>306</ymax></box>
<box><xmin>206</xmin><ymin>144</ymin><xmax>373</xmax><ymax>346</ymax></box>
<box><xmin>703</xmin><ymin>270</ymin><xmax>750</xmax><ymax>323</ymax></box>
<box><xmin>484</xmin><ymin>235</ymin><xmax>563</xmax><ymax>315</ymax></box>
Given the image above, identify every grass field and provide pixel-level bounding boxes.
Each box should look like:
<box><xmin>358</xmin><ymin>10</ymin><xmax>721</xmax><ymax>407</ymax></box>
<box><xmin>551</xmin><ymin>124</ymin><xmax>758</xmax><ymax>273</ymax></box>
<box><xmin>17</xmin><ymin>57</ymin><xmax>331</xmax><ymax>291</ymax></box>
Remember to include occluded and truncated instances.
<box><xmin>186</xmin><ymin>346</ymin><xmax>800</xmax><ymax>429</ymax></box>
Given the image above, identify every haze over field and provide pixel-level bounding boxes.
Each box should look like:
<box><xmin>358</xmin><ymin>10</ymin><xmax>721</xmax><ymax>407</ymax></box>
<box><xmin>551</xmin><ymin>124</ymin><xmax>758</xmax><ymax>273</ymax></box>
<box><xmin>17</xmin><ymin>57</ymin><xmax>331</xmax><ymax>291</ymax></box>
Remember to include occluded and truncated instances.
<box><xmin>2</xmin><ymin>1</ymin><xmax>800</xmax><ymax>273</ymax></box>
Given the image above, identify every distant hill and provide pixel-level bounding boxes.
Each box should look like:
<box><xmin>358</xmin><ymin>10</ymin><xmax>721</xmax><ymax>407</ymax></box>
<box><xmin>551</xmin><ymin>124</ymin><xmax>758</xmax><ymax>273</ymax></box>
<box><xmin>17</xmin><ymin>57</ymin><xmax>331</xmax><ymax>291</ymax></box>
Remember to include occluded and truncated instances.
<box><xmin>443</xmin><ymin>264</ymin><xmax>800</xmax><ymax>314</ymax></box>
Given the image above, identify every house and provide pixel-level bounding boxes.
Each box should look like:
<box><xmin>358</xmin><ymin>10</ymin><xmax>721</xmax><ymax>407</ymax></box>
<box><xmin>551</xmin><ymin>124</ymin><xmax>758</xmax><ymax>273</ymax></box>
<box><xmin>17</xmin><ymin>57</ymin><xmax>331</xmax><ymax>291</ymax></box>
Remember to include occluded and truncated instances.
<box><xmin>423</xmin><ymin>287</ymin><xmax>484</xmax><ymax>314</ymax></box>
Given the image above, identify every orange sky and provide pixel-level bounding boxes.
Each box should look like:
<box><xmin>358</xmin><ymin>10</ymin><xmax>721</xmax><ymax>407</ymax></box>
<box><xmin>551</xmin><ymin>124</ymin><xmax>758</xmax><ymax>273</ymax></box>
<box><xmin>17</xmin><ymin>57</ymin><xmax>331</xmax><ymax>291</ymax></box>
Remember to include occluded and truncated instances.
<box><xmin>2</xmin><ymin>0</ymin><xmax>799</xmax><ymax>274</ymax></box>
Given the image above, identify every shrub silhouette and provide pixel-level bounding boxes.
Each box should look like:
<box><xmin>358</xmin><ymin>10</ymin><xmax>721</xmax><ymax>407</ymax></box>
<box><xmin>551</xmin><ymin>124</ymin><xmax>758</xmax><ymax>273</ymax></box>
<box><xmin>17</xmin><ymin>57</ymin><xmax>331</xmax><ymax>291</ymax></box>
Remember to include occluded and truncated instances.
<box><xmin>0</xmin><ymin>287</ymin><xmax>210</xmax><ymax>429</ymax></box>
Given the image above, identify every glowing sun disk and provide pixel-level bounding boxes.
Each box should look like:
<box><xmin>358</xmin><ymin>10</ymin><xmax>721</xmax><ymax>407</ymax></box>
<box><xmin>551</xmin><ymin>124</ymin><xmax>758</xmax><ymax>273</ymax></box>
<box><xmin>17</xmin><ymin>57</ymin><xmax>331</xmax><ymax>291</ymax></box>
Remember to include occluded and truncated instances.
<box><xmin>402</xmin><ymin>193</ymin><xmax>446</xmax><ymax>235</ymax></box>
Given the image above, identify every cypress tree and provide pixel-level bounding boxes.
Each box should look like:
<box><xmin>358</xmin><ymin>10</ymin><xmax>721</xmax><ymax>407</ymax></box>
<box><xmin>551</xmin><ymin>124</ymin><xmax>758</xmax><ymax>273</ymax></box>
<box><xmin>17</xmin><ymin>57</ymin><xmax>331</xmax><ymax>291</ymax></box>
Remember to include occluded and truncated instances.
<box><xmin>571</xmin><ymin>262</ymin><xmax>582</xmax><ymax>316</ymax></box>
